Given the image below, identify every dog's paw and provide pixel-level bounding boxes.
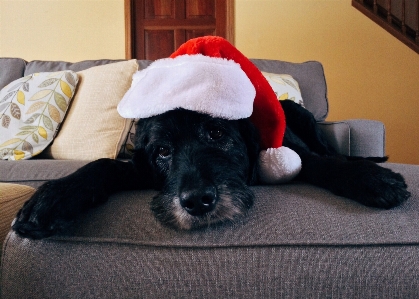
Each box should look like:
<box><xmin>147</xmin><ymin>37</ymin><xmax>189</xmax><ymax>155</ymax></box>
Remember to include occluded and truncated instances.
<box><xmin>12</xmin><ymin>179</ymin><xmax>106</xmax><ymax>239</ymax></box>
<box><xmin>338</xmin><ymin>160</ymin><xmax>410</xmax><ymax>209</ymax></box>
<box><xmin>12</xmin><ymin>181</ymin><xmax>72</xmax><ymax>239</ymax></box>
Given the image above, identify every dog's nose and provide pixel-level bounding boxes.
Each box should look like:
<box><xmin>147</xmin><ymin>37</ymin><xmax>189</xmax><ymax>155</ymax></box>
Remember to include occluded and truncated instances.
<box><xmin>180</xmin><ymin>187</ymin><xmax>217</xmax><ymax>216</ymax></box>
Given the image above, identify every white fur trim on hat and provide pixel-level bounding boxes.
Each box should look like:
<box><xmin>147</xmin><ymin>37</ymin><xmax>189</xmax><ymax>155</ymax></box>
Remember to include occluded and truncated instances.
<box><xmin>117</xmin><ymin>54</ymin><xmax>256</xmax><ymax>120</ymax></box>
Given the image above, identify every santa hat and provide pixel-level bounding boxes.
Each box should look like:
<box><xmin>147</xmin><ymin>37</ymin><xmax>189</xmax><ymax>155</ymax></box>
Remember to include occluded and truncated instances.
<box><xmin>118</xmin><ymin>36</ymin><xmax>301</xmax><ymax>184</ymax></box>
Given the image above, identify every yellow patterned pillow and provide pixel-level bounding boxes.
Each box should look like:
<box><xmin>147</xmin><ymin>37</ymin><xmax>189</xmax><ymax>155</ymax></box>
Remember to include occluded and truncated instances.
<box><xmin>262</xmin><ymin>72</ymin><xmax>305</xmax><ymax>107</ymax></box>
<box><xmin>0</xmin><ymin>71</ymin><xmax>78</xmax><ymax>160</ymax></box>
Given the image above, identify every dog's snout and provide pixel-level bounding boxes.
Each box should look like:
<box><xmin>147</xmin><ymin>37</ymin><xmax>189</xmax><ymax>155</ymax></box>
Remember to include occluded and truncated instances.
<box><xmin>180</xmin><ymin>186</ymin><xmax>217</xmax><ymax>216</ymax></box>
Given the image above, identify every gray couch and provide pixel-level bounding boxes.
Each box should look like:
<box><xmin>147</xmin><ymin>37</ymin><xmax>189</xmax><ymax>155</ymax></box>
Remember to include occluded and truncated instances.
<box><xmin>1</xmin><ymin>57</ymin><xmax>418</xmax><ymax>298</ymax></box>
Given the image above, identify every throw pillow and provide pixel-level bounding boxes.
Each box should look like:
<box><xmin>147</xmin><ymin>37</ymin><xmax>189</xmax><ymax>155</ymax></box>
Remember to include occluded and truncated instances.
<box><xmin>0</xmin><ymin>71</ymin><xmax>78</xmax><ymax>160</ymax></box>
<box><xmin>262</xmin><ymin>72</ymin><xmax>305</xmax><ymax>107</ymax></box>
<box><xmin>42</xmin><ymin>60</ymin><xmax>138</xmax><ymax>160</ymax></box>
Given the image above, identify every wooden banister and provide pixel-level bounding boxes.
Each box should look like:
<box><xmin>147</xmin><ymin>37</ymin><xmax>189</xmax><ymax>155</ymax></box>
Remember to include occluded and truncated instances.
<box><xmin>417</xmin><ymin>0</ymin><xmax>419</xmax><ymax>43</ymax></box>
<box><xmin>352</xmin><ymin>0</ymin><xmax>419</xmax><ymax>54</ymax></box>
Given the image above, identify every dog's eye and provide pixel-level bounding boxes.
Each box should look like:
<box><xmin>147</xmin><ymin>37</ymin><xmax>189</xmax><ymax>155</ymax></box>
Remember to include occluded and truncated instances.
<box><xmin>209</xmin><ymin>129</ymin><xmax>223</xmax><ymax>140</ymax></box>
<box><xmin>158</xmin><ymin>147</ymin><xmax>171</xmax><ymax>158</ymax></box>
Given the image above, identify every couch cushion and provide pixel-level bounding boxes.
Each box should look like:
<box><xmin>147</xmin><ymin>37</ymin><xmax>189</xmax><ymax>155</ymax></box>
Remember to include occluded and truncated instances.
<box><xmin>43</xmin><ymin>163</ymin><xmax>418</xmax><ymax>246</ymax></box>
<box><xmin>23</xmin><ymin>59</ymin><xmax>327</xmax><ymax>121</ymax></box>
<box><xmin>0</xmin><ymin>159</ymin><xmax>90</xmax><ymax>188</ymax></box>
<box><xmin>0</xmin><ymin>58</ymin><xmax>26</xmax><ymax>90</ymax></box>
<box><xmin>40</xmin><ymin>60</ymin><xmax>138</xmax><ymax>160</ymax></box>
<box><xmin>24</xmin><ymin>59</ymin><xmax>153</xmax><ymax>75</ymax></box>
<box><xmin>250</xmin><ymin>59</ymin><xmax>328</xmax><ymax>121</ymax></box>
<box><xmin>24</xmin><ymin>59</ymin><xmax>123</xmax><ymax>75</ymax></box>
<box><xmin>1</xmin><ymin>163</ymin><xmax>418</xmax><ymax>298</ymax></box>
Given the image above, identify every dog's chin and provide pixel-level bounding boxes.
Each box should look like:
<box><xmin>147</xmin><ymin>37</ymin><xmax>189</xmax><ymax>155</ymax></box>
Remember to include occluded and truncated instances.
<box><xmin>150</xmin><ymin>185</ymin><xmax>254</xmax><ymax>230</ymax></box>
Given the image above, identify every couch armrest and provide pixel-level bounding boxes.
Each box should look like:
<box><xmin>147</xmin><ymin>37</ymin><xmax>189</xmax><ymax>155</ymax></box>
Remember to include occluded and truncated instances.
<box><xmin>318</xmin><ymin>119</ymin><xmax>385</xmax><ymax>157</ymax></box>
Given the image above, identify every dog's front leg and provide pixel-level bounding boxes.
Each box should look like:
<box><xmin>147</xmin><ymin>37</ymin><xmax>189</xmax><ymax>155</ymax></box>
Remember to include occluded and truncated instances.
<box><xmin>12</xmin><ymin>159</ymin><xmax>143</xmax><ymax>239</ymax></box>
<box><xmin>297</xmin><ymin>154</ymin><xmax>410</xmax><ymax>208</ymax></box>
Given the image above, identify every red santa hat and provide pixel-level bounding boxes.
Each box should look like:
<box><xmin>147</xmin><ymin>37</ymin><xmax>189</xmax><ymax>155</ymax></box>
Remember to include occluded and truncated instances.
<box><xmin>118</xmin><ymin>36</ymin><xmax>301</xmax><ymax>183</ymax></box>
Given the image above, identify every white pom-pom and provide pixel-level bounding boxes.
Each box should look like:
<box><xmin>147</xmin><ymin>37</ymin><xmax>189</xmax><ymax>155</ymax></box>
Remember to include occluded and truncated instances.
<box><xmin>258</xmin><ymin>146</ymin><xmax>302</xmax><ymax>184</ymax></box>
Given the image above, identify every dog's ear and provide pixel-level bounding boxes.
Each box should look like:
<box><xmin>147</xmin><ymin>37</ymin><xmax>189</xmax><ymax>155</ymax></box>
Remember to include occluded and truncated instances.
<box><xmin>133</xmin><ymin>118</ymin><xmax>150</xmax><ymax>150</ymax></box>
<box><xmin>130</xmin><ymin>119</ymin><xmax>154</xmax><ymax>188</ymax></box>
<box><xmin>239</xmin><ymin>119</ymin><xmax>260</xmax><ymax>185</ymax></box>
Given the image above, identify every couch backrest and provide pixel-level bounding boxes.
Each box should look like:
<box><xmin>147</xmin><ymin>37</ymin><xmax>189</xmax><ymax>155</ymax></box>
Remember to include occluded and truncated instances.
<box><xmin>0</xmin><ymin>58</ymin><xmax>26</xmax><ymax>90</ymax></box>
<box><xmin>0</xmin><ymin>58</ymin><xmax>328</xmax><ymax>121</ymax></box>
<box><xmin>21</xmin><ymin>59</ymin><xmax>153</xmax><ymax>76</ymax></box>
<box><xmin>250</xmin><ymin>59</ymin><xmax>328</xmax><ymax>121</ymax></box>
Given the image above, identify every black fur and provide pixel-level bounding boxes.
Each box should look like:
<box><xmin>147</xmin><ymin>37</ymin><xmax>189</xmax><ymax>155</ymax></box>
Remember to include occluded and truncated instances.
<box><xmin>280</xmin><ymin>100</ymin><xmax>410</xmax><ymax>208</ymax></box>
<box><xmin>12</xmin><ymin>101</ymin><xmax>410</xmax><ymax>239</ymax></box>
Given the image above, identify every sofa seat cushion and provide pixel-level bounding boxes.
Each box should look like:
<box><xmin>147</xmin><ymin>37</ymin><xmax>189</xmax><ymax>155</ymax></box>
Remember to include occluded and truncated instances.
<box><xmin>43</xmin><ymin>163</ymin><xmax>418</xmax><ymax>246</ymax></box>
<box><xmin>2</xmin><ymin>163</ymin><xmax>418</xmax><ymax>298</ymax></box>
<box><xmin>0</xmin><ymin>159</ymin><xmax>90</xmax><ymax>188</ymax></box>
<box><xmin>0</xmin><ymin>183</ymin><xmax>35</xmax><ymax>242</ymax></box>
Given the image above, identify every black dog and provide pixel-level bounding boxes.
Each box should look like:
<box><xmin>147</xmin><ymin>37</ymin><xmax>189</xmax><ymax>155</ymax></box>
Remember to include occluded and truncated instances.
<box><xmin>12</xmin><ymin>100</ymin><xmax>410</xmax><ymax>239</ymax></box>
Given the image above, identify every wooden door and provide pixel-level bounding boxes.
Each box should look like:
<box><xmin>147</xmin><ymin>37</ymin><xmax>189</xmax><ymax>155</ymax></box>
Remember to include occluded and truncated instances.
<box><xmin>125</xmin><ymin>0</ymin><xmax>234</xmax><ymax>60</ymax></box>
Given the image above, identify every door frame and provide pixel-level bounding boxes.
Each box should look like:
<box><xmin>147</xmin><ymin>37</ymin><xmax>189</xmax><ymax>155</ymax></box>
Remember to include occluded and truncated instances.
<box><xmin>124</xmin><ymin>0</ymin><xmax>235</xmax><ymax>59</ymax></box>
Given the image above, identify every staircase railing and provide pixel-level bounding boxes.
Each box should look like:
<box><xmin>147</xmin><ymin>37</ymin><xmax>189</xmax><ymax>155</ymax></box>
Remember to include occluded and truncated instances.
<box><xmin>352</xmin><ymin>0</ymin><xmax>419</xmax><ymax>54</ymax></box>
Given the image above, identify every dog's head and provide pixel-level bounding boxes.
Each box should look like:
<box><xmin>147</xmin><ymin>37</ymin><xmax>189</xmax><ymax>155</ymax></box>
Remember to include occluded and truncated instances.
<box><xmin>132</xmin><ymin>109</ymin><xmax>260</xmax><ymax>230</ymax></box>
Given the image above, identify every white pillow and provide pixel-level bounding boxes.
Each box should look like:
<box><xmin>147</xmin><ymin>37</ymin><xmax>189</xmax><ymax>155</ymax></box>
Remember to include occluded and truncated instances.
<box><xmin>262</xmin><ymin>72</ymin><xmax>305</xmax><ymax>107</ymax></box>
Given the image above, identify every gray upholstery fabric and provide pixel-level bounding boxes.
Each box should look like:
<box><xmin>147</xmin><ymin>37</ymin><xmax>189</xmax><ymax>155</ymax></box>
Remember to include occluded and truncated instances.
<box><xmin>2</xmin><ymin>58</ymin><xmax>333</xmax><ymax>124</ymax></box>
<box><xmin>0</xmin><ymin>58</ymin><xmax>27</xmax><ymax>90</ymax></box>
<box><xmin>24</xmin><ymin>59</ymin><xmax>123</xmax><ymax>75</ymax></box>
<box><xmin>24</xmin><ymin>59</ymin><xmax>153</xmax><ymax>75</ymax></box>
<box><xmin>318</xmin><ymin>121</ymin><xmax>351</xmax><ymax>156</ymax></box>
<box><xmin>137</xmin><ymin>60</ymin><xmax>153</xmax><ymax>70</ymax></box>
<box><xmin>318</xmin><ymin>120</ymin><xmax>385</xmax><ymax>157</ymax></box>
<box><xmin>0</xmin><ymin>160</ymin><xmax>90</xmax><ymax>188</ymax></box>
<box><xmin>250</xmin><ymin>59</ymin><xmax>328</xmax><ymax>122</ymax></box>
<box><xmin>2</xmin><ymin>242</ymin><xmax>419</xmax><ymax>298</ymax></box>
<box><xmin>2</xmin><ymin>163</ymin><xmax>418</xmax><ymax>298</ymax></box>
<box><xmin>346</xmin><ymin>119</ymin><xmax>386</xmax><ymax>157</ymax></box>
<box><xmin>20</xmin><ymin>163</ymin><xmax>419</xmax><ymax>246</ymax></box>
